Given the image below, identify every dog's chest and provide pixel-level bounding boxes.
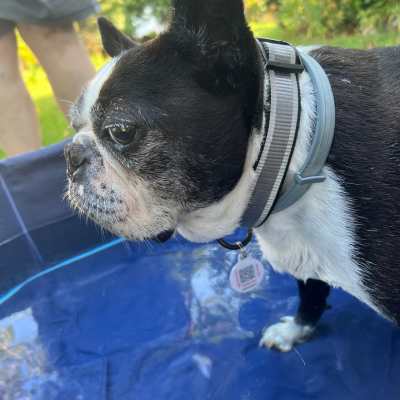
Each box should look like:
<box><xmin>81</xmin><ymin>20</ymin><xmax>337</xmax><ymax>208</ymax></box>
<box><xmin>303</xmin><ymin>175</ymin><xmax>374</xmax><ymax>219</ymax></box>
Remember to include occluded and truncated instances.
<box><xmin>253</xmin><ymin>166</ymin><xmax>373</xmax><ymax>308</ymax></box>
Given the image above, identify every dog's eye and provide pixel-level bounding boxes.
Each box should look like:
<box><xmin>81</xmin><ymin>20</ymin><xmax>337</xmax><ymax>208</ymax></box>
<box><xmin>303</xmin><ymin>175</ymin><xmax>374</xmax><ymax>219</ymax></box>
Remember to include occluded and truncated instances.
<box><xmin>106</xmin><ymin>125</ymin><xmax>136</xmax><ymax>146</ymax></box>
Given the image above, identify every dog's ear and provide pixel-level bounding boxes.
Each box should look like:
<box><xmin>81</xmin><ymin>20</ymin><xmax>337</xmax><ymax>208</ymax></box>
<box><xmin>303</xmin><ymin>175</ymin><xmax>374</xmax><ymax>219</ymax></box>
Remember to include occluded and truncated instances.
<box><xmin>98</xmin><ymin>17</ymin><xmax>137</xmax><ymax>57</ymax></box>
<box><xmin>168</xmin><ymin>0</ymin><xmax>258</xmax><ymax>94</ymax></box>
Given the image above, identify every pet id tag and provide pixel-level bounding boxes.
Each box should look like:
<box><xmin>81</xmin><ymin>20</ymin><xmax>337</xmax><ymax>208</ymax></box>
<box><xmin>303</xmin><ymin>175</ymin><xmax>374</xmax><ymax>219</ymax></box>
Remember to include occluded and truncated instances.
<box><xmin>229</xmin><ymin>251</ymin><xmax>265</xmax><ymax>293</ymax></box>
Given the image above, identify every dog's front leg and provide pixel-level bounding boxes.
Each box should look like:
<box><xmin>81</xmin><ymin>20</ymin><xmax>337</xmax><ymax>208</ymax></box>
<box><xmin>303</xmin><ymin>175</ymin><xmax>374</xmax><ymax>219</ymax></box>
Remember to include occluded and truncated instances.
<box><xmin>259</xmin><ymin>279</ymin><xmax>330</xmax><ymax>352</ymax></box>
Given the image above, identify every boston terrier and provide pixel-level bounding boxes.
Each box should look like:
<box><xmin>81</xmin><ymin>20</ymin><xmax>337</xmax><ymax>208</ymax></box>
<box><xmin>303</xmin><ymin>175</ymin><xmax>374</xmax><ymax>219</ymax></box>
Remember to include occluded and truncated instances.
<box><xmin>65</xmin><ymin>0</ymin><xmax>400</xmax><ymax>352</ymax></box>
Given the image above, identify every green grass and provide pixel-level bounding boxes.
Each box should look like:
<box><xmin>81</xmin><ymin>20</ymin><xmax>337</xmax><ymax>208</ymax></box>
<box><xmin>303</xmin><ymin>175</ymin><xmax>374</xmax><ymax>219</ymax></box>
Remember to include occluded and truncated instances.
<box><xmin>0</xmin><ymin>25</ymin><xmax>398</xmax><ymax>160</ymax></box>
<box><xmin>36</xmin><ymin>97</ymin><xmax>73</xmax><ymax>147</ymax></box>
<box><xmin>251</xmin><ymin>22</ymin><xmax>399</xmax><ymax>48</ymax></box>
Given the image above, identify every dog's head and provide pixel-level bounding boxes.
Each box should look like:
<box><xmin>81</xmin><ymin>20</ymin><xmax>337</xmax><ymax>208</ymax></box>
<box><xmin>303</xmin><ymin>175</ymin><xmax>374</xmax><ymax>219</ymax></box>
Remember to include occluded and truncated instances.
<box><xmin>65</xmin><ymin>0</ymin><xmax>260</xmax><ymax>241</ymax></box>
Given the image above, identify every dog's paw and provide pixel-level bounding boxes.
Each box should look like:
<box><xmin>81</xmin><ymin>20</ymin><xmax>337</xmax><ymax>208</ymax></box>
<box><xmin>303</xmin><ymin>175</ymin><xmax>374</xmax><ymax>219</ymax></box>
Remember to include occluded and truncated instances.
<box><xmin>259</xmin><ymin>316</ymin><xmax>314</xmax><ymax>352</ymax></box>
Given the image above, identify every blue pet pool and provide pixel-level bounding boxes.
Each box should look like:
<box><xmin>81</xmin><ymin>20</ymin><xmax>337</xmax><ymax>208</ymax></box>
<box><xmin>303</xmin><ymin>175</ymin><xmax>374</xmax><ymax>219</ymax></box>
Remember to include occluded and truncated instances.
<box><xmin>0</xmin><ymin>141</ymin><xmax>399</xmax><ymax>399</ymax></box>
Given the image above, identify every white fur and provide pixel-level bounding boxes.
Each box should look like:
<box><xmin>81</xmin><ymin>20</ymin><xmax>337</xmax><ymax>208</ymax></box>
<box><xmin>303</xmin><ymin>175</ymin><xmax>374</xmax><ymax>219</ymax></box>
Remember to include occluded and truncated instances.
<box><xmin>81</xmin><ymin>57</ymin><xmax>120</xmax><ymax>124</ymax></box>
<box><xmin>71</xmin><ymin>57</ymin><xmax>121</xmax><ymax>144</ymax></box>
<box><xmin>177</xmin><ymin>69</ymin><xmax>377</xmax><ymax>314</ymax></box>
<box><xmin>259</xmin><ymin>316</ymin><xmax>314</xmax><ymax>352</ymax></box>
<box><xmin>70</xmin><ymin>58</ymin><xmax>119</xmax><ymax>142</ymax></box>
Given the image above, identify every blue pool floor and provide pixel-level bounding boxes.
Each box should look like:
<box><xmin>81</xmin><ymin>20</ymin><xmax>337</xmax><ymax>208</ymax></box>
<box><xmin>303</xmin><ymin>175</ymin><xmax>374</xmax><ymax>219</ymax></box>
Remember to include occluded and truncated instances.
<box><xmin>1</xmin><ymin>237</ymin><xmax>399</xmax><ymax>400</ymax></box>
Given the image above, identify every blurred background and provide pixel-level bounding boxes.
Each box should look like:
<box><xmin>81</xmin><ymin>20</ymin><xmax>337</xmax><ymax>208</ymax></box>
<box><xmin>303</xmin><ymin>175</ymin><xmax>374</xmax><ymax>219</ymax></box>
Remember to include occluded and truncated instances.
<box><xmin>0</xmin><ymin>0</ymin><xmax>399</xmax><ymax>159</ymax></box>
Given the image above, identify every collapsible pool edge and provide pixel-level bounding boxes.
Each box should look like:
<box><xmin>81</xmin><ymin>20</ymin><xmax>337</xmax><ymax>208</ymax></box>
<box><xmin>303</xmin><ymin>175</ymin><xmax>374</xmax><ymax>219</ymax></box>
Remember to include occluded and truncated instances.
<box><xmin>1</xmin><ymin>141</ymin><xmax>399</xmax><ymax>399</ymax></box>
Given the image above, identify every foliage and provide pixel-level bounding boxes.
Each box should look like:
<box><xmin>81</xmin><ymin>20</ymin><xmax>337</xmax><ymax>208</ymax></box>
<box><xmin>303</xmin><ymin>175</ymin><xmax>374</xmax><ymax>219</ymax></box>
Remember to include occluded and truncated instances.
<box><xmin>245</xmin><ymin>0</ymin><xmax>268</xmax><ymax>21</ymax></box>
<box><xmin>101</xmin><ymin>0</ymin><xmax>274</xmax><ymax>34</ymax></box>
<box><xmin>100</xmin><ymin>0</ymin><xmax>400</xmax><ymax>38</ymax></box>
<box><xmin>263</xmin><ymin>0</ymin><xmax>400</xmax><ymax>38</ymax></box>
<box><xmin>252</xmin><ymin>21</ymin><xmax>400</xmax><ymax>48</ymax></box>
<box><xmin>358</xmin><ymin>0</ymin><xmax>400</xmax><ymax>33</ymax></box>
<box><xmin>101</xmin><ymin>0</ymin><xmax>170</xmax><ymax>35</ymax></box>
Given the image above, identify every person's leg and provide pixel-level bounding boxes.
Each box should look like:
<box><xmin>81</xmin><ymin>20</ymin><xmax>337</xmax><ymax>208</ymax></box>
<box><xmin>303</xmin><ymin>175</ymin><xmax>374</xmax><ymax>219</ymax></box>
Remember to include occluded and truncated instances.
<box><xmin>0</xmin><ymin>28</ymin><xmax>41</xmax><ymax>156</ymax></box>
<box><xmin>17</xmin><ymin>22</ymin><xmax>95</xmax><ymax>117</ymax></box>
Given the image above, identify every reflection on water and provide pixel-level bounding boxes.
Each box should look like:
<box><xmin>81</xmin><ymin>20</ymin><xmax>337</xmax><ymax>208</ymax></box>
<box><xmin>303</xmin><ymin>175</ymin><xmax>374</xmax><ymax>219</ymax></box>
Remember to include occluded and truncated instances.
<box><xmin>172</xmin><ymin>243</ymin><xmax>270</xmax><ymax>342</ymax></box>
<box><xmin>192</xmin><ymin>353</ymin><xmax>212</xmax><ymax>379</ymax></box>
<box><xmin>0</xmin><ymin>242</ymin><xmax>270</xmax><ymax>398</ymax></box>
<box><xmin>0</xmin><ymin>308</ymin><xmax>61</xmax><ymax>400</ymax></box>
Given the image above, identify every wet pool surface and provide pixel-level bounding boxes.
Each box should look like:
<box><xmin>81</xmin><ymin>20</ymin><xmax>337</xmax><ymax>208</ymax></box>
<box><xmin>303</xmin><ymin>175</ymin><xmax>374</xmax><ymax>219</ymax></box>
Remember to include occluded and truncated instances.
<box><xmin>1</xmin><ymin>238</ymin><xmax>399</xmax><ymax>400</ymax></box>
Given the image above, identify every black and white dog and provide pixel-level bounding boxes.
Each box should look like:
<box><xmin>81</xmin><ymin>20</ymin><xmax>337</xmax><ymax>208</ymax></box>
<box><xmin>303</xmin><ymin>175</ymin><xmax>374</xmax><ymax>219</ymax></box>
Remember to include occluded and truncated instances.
<box><xmin>65</xmin><ymin>0</ymin><xmax>400</xmax><ymax>352</ymax></box>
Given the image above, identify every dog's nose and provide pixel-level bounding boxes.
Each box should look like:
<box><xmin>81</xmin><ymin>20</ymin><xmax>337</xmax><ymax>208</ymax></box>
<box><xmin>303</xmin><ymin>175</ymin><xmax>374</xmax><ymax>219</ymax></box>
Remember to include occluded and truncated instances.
<box><xmin>65</xmin><ymin>143</ymin><xmax>88</xmax><ymax>180</ymax></box>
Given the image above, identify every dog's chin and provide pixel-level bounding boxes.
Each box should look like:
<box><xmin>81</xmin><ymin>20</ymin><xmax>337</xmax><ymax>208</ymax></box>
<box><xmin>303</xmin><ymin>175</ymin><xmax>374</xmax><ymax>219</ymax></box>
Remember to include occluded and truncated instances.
<box><xmin>66</xmin><ymin>180</ymin><xmax>177</xmax><ymax>242</ymax></box>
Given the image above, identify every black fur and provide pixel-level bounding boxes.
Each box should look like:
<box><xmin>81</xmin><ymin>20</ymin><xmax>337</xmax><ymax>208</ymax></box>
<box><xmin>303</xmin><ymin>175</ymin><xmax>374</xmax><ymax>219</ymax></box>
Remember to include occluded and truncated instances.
<box><xmin>169</xmin><ymin>1</ymin><xmax>259</xmax><ymax>103</ymax></box>
<box><xmin>296</xmin><ymin>279</ymin><xmax>331</xmax><ymax>326</ymax></box>
<box><xmin>98</xmin><ymin>17</ymin><xmax>137</xmax><ymax>57</ymax></box>
<box><xmin>312</xmin><ymin>46</ymin><xmax>400</xmax><ymax>323</ymax></box>
<box><xmin>92</xmin><ymin>2</ymin><xmax>260</xmax><ymax>208</ymax></box>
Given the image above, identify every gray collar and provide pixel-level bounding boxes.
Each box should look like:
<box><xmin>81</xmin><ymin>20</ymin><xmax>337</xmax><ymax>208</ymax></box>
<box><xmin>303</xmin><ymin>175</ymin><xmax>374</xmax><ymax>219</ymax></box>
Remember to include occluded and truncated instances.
<box><xmin>241</xmin><ymin>39</ymin><xmax>336</xmax><ymax>228</ymax></box>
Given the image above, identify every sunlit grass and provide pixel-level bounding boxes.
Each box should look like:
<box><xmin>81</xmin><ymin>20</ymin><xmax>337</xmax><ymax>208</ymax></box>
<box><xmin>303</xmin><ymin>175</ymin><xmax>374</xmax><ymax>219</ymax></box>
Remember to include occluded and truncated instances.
<box><xmin>250</xmin><ymin>21</ymin><xmax>400</xmax><ymax>48</ymax></box>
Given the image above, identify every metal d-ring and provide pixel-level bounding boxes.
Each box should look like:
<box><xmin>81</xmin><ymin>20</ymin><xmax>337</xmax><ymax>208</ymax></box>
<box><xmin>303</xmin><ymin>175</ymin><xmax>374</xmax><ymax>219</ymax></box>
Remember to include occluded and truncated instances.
<box><xmin>217</xmin><ymin>230</ymin><xmax>253</xmax><ymax>251</ymax></box>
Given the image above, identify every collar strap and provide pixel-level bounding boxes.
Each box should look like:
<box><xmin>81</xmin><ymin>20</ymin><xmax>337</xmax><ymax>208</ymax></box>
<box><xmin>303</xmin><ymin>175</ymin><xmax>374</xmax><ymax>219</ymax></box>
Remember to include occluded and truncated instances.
<box><xmin>242</xmin><ymin>38</ymin><xmax>303</xmax><ymax>228</ymax></box>
<box><xmin>241</xmin><ymin>39</ymin><xmax>335</xmax><ymax>228</ymax></box>
<box><xmin>272</xmin><ymin>50</ymin><xmax>336</xmax><ymax>213</ymax></box>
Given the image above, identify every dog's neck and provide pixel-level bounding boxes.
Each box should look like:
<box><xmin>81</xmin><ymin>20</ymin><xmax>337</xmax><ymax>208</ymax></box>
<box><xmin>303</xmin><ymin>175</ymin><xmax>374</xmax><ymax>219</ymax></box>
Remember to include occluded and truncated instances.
<box><xmin>177</xmin><ymin>48</ymin><xmax>317</xmax><ymax>243</ymax></box>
